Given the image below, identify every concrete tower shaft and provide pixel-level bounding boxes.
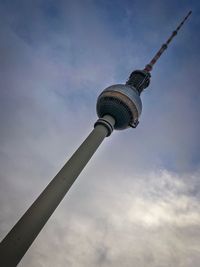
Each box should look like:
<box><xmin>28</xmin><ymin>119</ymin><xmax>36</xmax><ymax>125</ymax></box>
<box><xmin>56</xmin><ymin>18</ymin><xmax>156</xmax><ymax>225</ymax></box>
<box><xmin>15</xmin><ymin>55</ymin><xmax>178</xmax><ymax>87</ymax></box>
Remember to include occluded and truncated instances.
<box><xmin>0</xmin><ymin>115</ymin><xmax>115</xmax><ymax>267</ymax></box>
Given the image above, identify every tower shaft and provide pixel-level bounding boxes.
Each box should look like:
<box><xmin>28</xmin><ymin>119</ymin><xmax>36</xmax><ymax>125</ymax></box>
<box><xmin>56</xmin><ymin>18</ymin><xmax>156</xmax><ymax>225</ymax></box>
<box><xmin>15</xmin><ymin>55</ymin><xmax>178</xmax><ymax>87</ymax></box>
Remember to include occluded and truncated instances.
<box><xmin>0</xmin><ymin>115</ymin><xmax>115</xmax><ymax>267</ymax></box>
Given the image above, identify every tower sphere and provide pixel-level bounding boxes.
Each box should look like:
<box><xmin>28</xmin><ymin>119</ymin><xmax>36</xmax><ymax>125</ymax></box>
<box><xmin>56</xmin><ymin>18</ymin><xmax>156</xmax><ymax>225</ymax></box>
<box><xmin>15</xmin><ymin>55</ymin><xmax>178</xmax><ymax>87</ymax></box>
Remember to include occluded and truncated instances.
<box><xmin>96</xmin><ymin>84</ymin><xmax>142</xmax><ymax>130</ymax></box>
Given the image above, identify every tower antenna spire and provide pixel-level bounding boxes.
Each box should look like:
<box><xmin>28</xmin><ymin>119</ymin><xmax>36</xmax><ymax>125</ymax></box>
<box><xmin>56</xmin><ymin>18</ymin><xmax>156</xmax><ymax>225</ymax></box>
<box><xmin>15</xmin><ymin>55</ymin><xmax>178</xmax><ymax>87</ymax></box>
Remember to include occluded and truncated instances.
<box><xmin>144</xmin><ymin>10</ymin><xmax>192</xmax><ymax>72</ymax></box>
<box><xmin>126</xmin><ymin>11</ymin><xmax>192</xmax><ymax>95</ymax></box>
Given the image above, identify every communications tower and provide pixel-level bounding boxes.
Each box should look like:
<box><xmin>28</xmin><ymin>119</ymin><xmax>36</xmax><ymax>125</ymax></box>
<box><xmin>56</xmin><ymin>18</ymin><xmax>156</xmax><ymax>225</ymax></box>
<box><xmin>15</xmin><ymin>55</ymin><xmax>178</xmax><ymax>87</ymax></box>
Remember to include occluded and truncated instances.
<box><xmin>0</xmin><ymin>11</ymin><xmax>192</xmax><ymax>266</ymax></box>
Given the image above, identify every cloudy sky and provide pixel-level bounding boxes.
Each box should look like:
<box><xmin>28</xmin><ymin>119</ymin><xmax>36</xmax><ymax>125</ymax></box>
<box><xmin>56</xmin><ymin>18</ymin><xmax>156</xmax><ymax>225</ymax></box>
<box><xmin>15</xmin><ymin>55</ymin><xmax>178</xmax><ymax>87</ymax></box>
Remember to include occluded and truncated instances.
<box><xmin>0</xmin><ymin>0</ymin><xmax>200</xmax><ymax>266</ymax></box>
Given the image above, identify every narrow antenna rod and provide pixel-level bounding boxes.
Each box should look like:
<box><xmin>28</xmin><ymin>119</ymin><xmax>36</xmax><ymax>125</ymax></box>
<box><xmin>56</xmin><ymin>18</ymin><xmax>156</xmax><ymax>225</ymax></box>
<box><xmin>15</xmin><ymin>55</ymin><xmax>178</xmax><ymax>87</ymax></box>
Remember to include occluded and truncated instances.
<box><xmin>144</xmin><ymin>10</ymin><xmax>192</xmax><ymax>72</ymax></box>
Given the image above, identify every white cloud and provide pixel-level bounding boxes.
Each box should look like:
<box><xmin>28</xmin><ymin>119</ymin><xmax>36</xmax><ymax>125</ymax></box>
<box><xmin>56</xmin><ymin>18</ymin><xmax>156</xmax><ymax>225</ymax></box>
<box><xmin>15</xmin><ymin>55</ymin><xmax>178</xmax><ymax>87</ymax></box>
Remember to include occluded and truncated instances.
<box><xmin>19</xmin><ymin>169</ymin><xmax>200</xmax><ymax>267</ymax></box>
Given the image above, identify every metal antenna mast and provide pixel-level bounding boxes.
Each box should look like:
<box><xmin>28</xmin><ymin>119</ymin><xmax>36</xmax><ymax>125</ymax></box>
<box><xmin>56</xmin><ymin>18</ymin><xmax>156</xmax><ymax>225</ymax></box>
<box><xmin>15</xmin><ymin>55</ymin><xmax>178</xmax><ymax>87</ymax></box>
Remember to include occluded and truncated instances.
<box><xmin>0</xmin><ymin>11</ymin><xmax>192</xmax><ymax>267</ymax></box>
<box><xmin>144</xmin><ymin>10</ymin><xmax>192</xmax><ymax>72</ymax></box>
<box><xmin>126</xmin><ymin>10</ymin><xmax>192</xmax><ymax>95</ymax></box>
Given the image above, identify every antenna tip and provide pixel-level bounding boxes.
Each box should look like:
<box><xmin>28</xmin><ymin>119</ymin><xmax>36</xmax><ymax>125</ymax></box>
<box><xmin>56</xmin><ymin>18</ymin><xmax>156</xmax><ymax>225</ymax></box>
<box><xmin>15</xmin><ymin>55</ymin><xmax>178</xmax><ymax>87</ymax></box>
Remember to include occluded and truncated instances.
<box><xmin>188</xmin><ymin>10</ymin><xmax>192</xmax><ymax>15</ymax></box>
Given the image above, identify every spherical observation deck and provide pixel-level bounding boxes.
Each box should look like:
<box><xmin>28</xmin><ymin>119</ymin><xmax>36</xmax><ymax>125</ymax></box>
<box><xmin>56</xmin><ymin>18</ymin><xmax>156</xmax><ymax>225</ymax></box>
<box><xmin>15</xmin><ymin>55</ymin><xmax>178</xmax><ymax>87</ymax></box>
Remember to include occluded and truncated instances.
<box><xmin>96</xmin><ymin>84</ymin><xmax>142</xmax><ymax>130</ymax></box>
